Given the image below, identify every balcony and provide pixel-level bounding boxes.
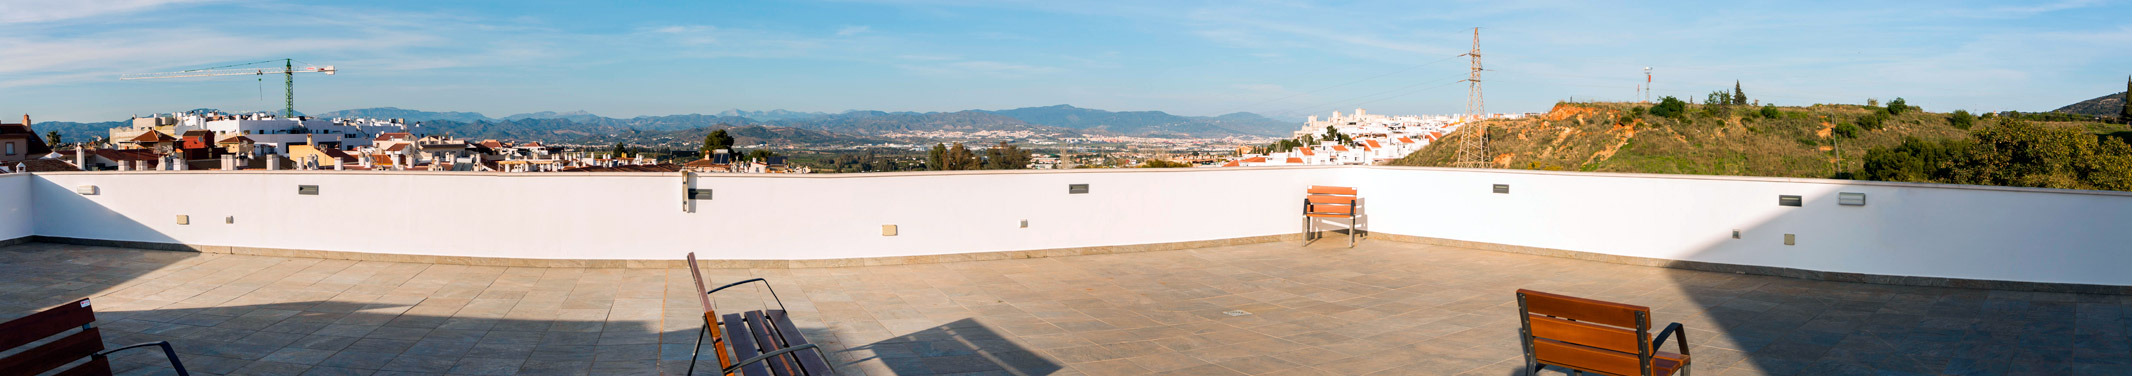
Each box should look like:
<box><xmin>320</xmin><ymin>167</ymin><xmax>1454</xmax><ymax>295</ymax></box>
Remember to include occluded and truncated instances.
<box><xmin>2</xmin><ymin>167</ymin><xmax>2129</xmax><ymax>375</ymax></box>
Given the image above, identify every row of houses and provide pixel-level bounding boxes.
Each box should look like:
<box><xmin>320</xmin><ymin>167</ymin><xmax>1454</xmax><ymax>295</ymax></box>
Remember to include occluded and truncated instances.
<box><xmin>1220</xmin><ymin>108</ymin><xmax>1528</xmax><ymax>167</ymax></box>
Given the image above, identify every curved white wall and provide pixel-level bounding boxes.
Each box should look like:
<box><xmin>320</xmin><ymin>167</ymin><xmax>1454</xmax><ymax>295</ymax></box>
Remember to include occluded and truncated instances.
<box><xmin>22</xmin><ymin>167</ymin><xmax>2132</xmax><ymax>286</ymax></box>
<box><xmin>0</xmin><ymin>174</ymin><xmax>30</xmax><ymax>241</ymax></box>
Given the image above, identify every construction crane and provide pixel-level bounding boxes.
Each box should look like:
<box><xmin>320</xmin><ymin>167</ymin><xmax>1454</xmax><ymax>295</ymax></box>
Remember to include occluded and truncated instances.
<box><xmin>121</xmin><ymin>59</ymin><xmax>336</xmax><ymax>118</ymax></box>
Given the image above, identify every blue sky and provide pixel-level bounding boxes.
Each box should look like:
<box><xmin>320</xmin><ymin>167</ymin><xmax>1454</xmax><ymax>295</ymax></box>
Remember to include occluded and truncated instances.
<box><xmin>3</xmin><ymin>0</ymin><xmax>2128</xmax><ymax>122</ymax></box>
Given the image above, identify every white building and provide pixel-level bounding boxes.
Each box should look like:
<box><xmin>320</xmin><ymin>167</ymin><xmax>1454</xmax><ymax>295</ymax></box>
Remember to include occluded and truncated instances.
<box><xmin>110</xmin><ymin>111</ymin><xmax>424</xmax><ymax>156</ymax></box>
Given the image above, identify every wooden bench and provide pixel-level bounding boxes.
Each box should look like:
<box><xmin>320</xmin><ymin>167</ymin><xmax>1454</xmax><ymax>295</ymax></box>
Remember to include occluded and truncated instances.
<box><xmin>1302</xmin><ymin>185</ymin><xmax>1362</xmax><ymax>247</ymax></box>
<box><xmin>1</xmin><ymin>298</ymin><xmax>191</xmax><ymax>376</ymax></box>
<box><xmin>1515</xmin><ymin>289</ymin><xmax>1690</xmax><ymax>376</ymax></box>
<box><xmin>685</xmin><ymin>253</ymin><xmax>838</xmax><ymax>376</ymax></box>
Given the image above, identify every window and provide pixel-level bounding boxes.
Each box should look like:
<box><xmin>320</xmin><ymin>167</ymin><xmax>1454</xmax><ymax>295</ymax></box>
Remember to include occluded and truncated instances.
<box><xmin>4</xmin><ymin>142</ymin><xmax>13</xmax><ymax>155</ymax></box>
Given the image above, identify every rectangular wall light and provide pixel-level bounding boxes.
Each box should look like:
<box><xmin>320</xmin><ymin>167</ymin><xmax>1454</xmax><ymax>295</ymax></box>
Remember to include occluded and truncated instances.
<box><xmin>297</xmin><ymin>185</ymin><xmax>320</xmax><ymax>195</ymax></box>
<box><xmin>1838</xmin><ymin>192</ymin><xmax>1867</xmax><ymax>206</ymax></box>
<box><xmin>1778</xmin><ymin>195</ymin><xmax>1802</xmax><ymax>207</ymax></box>
<box><xmin>1492</xmin><ymin>184</ymin><xmax>1509</xmax><ymax>194</ymax></box>
<box><xmin>1068</xmin><ymin>184</ymin><xmax>1089</xmax><ymax>194</ymax></box>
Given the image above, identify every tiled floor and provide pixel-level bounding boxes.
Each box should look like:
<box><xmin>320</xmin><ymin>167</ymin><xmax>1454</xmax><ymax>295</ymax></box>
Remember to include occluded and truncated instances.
<box><xmin>2</xmin><ymin>240</ymin><xmax>2127</xmax><ymax>375</ymax></box>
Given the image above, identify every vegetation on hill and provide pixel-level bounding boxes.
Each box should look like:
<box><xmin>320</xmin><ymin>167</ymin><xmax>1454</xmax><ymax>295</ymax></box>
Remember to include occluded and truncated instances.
<box><xmin>1391</xmin><ymin>98</ymin><xmax>2132</xmax><ymax>191</ymax></box>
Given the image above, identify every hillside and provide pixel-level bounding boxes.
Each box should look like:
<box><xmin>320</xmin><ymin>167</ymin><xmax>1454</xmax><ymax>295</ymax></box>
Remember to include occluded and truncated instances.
<box><xmin>1392</xmin><ymin>101</ymin><xmax>1991</xmax><ymax>178</ymax></box>
<box><xmin>2052</xmin><ymin>91</ymin><xmax>2127</xmax><ymax>119</ymax></box>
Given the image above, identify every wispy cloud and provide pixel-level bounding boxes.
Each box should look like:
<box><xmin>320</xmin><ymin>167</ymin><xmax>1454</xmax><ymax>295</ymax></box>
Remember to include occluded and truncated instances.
<box><xmin>836</xmin><ymin>25</ymin><xmax>872</xmax><ymax>36</ymax></box>
<box><xmin>0</xmin><ymin>0</ymin><xmax>219</xmax><ymax>24</ymax></box>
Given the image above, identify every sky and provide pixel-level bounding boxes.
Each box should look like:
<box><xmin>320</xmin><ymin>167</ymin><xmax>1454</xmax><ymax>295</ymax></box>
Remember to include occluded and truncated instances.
<box><xmin>2</xmin><ymin>0</ymin><xmax>2129</xmax><ymax>122</ymax></box>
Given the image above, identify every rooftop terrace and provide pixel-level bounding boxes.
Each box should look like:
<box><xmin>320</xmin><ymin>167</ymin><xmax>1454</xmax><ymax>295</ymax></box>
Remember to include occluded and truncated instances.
<box><xmin>7</xmin><ymin>239</ymin><xmax>2125</xmax><ymax>376</ymax></box>
<box><xmin>5</xmin><ymin>167</ymin><xmax>2132</xmax><ymax>375</ymax></box>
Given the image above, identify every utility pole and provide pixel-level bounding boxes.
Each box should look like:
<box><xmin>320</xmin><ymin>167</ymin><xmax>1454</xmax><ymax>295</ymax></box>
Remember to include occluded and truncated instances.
<box><xmin>1454</xmin><ymin>27</ymin><xmax>1488</xmax><ymax>168</ymax></box>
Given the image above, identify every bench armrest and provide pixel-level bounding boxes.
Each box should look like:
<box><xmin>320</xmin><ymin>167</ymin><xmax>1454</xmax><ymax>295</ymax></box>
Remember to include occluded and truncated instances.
<box><xmin>94</xmin><ymin>341</ymin><xmax>191</xmax><ymax>376</ymax></box>
<box><xmin>707</xmin><ymin>278</ymin><xmax>788</xmax><ymax>311</ymax></box>
<box><xmin>721</xmin><ymin>343</ymin><xmax>836</xmax><ymax>375</ymax></box>
<box><xmin>1651</xmin><ymin>322</ymin><xmax>1688</xmax><ymax>356</ymax></box>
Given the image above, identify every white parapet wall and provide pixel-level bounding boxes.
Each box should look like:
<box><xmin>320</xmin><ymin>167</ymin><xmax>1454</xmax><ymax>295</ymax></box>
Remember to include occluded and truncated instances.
<box><xmin>0</xmin><ymin>174</ymin><xmax>31</xmax><ymax>241</ymax></box>
<box><xmin>1353</xmin><ymin>167</ymin><xmax>2132</xmax><ymax>287</ymax></box>
<box><xmin>19</xmin><ymin>167</ymin><xmax>2132</xmax><ymax>287</ymax></box>
<box><xmin>26</xmin><ymin>168</ymin><xmax>1342</xmax><ymax>261</ymax></box>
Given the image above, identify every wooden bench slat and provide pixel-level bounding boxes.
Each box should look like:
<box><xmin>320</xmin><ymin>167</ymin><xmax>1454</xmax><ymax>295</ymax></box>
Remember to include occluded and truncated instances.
<box><xmin>0</xmin><ymin>298</ymin><xmax>95</xmax><ymax>351</ymax></box>
<box><xmin>744</xmin><ymin>311</ymin><xmax>798</xmax><ymax>376</ymax></box>
<box><xmin>1305</xmin><ymin>196</ymin><xmax>1356</xmax><ymax>205</ymax></box>
<box><xmin>767</xmin><ymin>310</ymin><xmax>835</xmax><ymax>375</ymax></box>
<box><xmin>0</xmin><ymin>327</ymin><xmax>105</xmax><ymax>376</ymax></box>
<box><xmin>1305</xmin><ymin>205</ymin><xmax>1354</xmax><ymax>215</ymax></box>
<box><xmin>51</xmin><ymin>357</ymin><xmax>112</xmax><ymax>376</ymax></box>
<box><xmin>1307</xmin><ymin>185</ymin><xmax>1357</xmax><ymax>195</ymax></box>
<box><xmin>723</xmin><ymin>313</ymin><xmax>772</xmax><ymax>376</ymax></box>
<box><xmin>1529</xmin><ymin>314</ymin><xmax>1642</xmax><ymax>354</ymax></box>
<box><xmin>1519</xmin><ymin>289</ymin><xmax>1647</xmax><ymax>328</ymax></box>
<box><xmin>1533</xmin><ymin>338</ymin><xmax>1643</xmax><ymax>376</ymax></box>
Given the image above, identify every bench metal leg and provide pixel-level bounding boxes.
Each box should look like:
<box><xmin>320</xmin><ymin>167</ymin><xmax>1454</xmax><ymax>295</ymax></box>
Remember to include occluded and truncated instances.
<box><xmin>687</xmin><ymin>322</ymin><xmax>707</xmax><ymax>376</ymax></box>
<box><xmin>1347</xmin><ymin>216</ymin><xmax>1356</xmax><ymax>248</ymax></box>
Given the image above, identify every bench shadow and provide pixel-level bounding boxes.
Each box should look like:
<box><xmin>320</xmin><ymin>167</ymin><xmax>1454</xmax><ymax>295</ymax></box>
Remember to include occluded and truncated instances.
<box><xmin>844</xmin><ymin>318</ymin><xmax>1062</xmax><ymax>375</ymax></box>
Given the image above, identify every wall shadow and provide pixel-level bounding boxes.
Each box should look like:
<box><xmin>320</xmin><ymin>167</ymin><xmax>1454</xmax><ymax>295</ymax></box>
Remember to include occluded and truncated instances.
<box><xmin>1481</xmin><ymin>187</ymin><xmax>2129</xmax><ymax>375</ymax></box>
<box><xmin>844</xmin><ymin>318</ymin><xmax>1062</xmax><ymax>375</ymax></box>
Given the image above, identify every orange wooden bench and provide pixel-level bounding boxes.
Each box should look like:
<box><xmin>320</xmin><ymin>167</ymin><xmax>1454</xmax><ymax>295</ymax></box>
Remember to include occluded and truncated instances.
<box><xmin>1515</xmin><ymin>289</ymin><xmax>1690</xmax><ymax>376</ymax></box>
<box><xmin>685</xmin><ymin>253</ymin><xmax>837</xmax><ymax>376</ymax></box>
<box><xmin>1302</xmin><ymin>185</ymin><xmax>1362</xmax><ymax>247</ymax></box>
<box><xmin>1</xmin><ymin>298</ymin><xmax>191</xmax><ymax>376</ymax></box>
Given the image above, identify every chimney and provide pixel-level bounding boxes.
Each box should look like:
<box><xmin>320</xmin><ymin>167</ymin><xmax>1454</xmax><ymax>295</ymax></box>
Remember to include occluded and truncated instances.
<box><xmin>267</xmin><ymin>157</ymin><xmax>280</xmax><ymax>170</ymax></box>
<box><xmin>221</xmin><ymin>155</ymin><xmax>234</xmax><ymax>170</ymax></box>
<box><xmin>75</xmin><ymin>148</ymin><xmax>86</xmax><ymax>170</ymax></box>
<box><xmin>334</xmin><ymin>157</ymin><xmax>345</xmax><ymax>170</ymax></box>
<box><xmin>21</xmin><ymin>114</ymin><xmax>28</xmax><ymax>127</ymax></box>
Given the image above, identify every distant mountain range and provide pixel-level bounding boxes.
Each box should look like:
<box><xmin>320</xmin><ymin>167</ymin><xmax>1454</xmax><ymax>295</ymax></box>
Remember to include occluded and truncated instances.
<box><xmin>2053</xmin><ymin>92</ymin><xmax>2128</xmax><ymax>118</ymax></box>
<box><xmin>31</xmin><ymin>105</ymin><xmax>1299</xmax><ymax>147</ymax></box>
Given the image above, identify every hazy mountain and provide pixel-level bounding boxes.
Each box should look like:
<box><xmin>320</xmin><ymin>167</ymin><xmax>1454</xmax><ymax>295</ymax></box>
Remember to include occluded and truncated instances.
<box><xmin>502</xmin><ymin>110</ymin><xmax>603</xmax><ymax>123</ymax></box>
<box><xmin>779</xmin><ymin>110</ymin><xmax>1062</xmax><ymax>135</ymax></box>
<box><xmin>984</xmin><ymin>105</ymin><xmax>1295</xmax><ymax>137</ymax></box>
<box><xmin>312</xmin><ymin>107</ymin><xmax>492</xmax><ymax>122</ymax></box>
<box><xmin>716</xmin><ymin>109</ymin><xmax>830</xmax><ymax>121</ymax></box>
<box><xmin>2053</xmin><ymin>92</ymin><xmax>2127</xmax><ymax>118</ymax></box>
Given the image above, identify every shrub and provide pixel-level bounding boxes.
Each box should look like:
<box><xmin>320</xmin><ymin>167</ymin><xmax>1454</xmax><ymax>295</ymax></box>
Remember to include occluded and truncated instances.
<box><xmin>1758</xmin><ymin>105</ymin><xmax>1779</xmax><ymax>118</ymax></box>
<box><xmin>1833</xmin><ymin>123</ymin><xmax>1861</xmax><ymax>139</ymax></box>
<box><xmin>1858</xmin><ymin>113</ymin><xmax>1888</xmax><ymax>131</ymax></box>
<box><xmin>1949</xmin><ymin>110</ymin><xmax>1976</xmax><ymax>129</ymax></box>
<box><xmin>1888</xmin><ymin>97</ymin><xmax>1911</xmax><ymax>115</ymax></box>
<box><xmin>1649</xmin><ymin>96</ymin><xmax>1687</xmax><ymax>119</ymax></box>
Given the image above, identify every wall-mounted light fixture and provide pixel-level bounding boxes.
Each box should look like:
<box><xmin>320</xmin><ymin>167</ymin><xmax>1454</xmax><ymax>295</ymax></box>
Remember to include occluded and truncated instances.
<box><xmin>1492</xmin><ymin>184</ymin><xmax>1510</xmax><ymax>194</ymax></box>
<box><xmin>1068</xmin><ymin>184</ymin><xmax>1089</xmax><ymax>194</ymax></box>
<box><xmin>1838</xmin><ymin>192</ymin><xmax>1866</xmax><ymax>206</ymax></box>
<box><xmin>1778</xmin><ymin>195</ymin><xmax>1802</xmax><ymax>207</ymax></box>
<box><xmin>75</xmin><ymin>185</ymin><xmax>98</xmax><ymax>195</ymax></box>
<box><xmin>297</xmin><ymin>185</ymin><xmax>320</xmax><ymax>195</ymax></box>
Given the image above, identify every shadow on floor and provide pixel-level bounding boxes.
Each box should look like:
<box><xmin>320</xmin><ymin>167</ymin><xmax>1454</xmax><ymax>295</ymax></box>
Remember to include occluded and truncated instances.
<box><xmin>843</xmin><ymin>318</ymin><xmax>1062</xmax><ymax>375</ymax></box>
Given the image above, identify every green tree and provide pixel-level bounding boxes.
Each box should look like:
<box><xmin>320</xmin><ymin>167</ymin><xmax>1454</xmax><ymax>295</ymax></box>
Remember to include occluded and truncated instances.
<box><xmin>991</xmin><ymin>141</ymin><xmax>1029</xmax><ymax>169</ymax></box>
<box><xmin>1649</xmin><ymin>96</ymin><xmax>1687</xmax><ymax>119</ymax></box>
<box><xmin>1949</xmin><ymin>110</ymin><xmax>1976</xmax><ymax>130</ymax></box>
<box><xmin>45</xmin><ymin>131</ymin><xmax>61</xmax><ymax>147</ymax></box>
<box><xmin>927</xmin><ymin>143</ymin><xmax>947</xmax><ymax>170</ymax></box>
<box><xmin>1860</xmin><ymin>137</ymin><xmax>1967</xmax><ymax>183</ymax></box>
<box><xmin>700</xmin><ymin>128</ymin><xmax>734</xmax><ymax>155</ymax></box>
<box><xmin>1141</xmin><ymin>159</ymin><xmax>1192</xmax><ymax>168</ymax></box>
<box><xmin>2123</xmin><ymin>75</ymin><xmax>2131</xmax><ymax>121</ymax></box>
<box><xmin>1732</xmin><ymin>81</ymin><xmax>1746</xmax><ymax>106</ymax></box>
<box><xmin>611</xmin><ymin>142</ymin><xmax>629</xmax><ymax>158</ymax></box>
<box><xmin>1888</xmin><ymin>97</ymin><xmax>1911</xmax><ymax>115</ymax></box>
<box><xmin>744</xmin><ymin>149</ymin><xmax>777</xmax><ymax>162</ymax></box>
<box><xmin>1758</xmin><ymin>105</ymin><xmax>1779</xmax><ymax>119</ymax></box>
<box><xmin>1706</xmin><ymin>91</ymin><xmax>1730</xmax><ymax>107</ymax></box>
<box><xmin>946</xmin><ymin>142</ymin><xmax>979</xmax><ymax>170</ymax></box>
